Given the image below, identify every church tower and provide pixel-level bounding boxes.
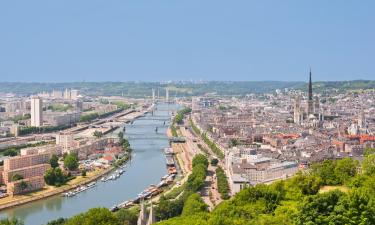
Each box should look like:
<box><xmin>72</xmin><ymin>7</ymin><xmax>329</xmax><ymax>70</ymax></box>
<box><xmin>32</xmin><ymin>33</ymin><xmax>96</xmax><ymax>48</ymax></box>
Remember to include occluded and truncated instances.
<box><xmin>307</xmin><ymin>68</ymin><xmax>314</xmax><ymax>116</ymax></box>
<box><xmin>294</xmin><ymin>96</ymin><xmax>302</xmax><ymax>124</ymax></box>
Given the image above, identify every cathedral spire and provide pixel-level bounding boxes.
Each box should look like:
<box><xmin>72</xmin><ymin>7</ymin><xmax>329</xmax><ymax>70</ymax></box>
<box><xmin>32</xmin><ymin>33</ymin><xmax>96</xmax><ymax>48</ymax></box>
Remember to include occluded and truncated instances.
<box><xmin>308</xmin><ymin>68</ymin><xmax>313</xmax><ymax>101</ymax></box>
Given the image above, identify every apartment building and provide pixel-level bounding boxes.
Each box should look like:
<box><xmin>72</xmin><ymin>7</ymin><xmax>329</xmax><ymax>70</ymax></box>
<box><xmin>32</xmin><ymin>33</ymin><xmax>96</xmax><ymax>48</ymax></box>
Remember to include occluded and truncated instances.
<box><xmin>1</xmin><ymin>153</ymin><xmax>51</xmax><ymax>195</ymax></box>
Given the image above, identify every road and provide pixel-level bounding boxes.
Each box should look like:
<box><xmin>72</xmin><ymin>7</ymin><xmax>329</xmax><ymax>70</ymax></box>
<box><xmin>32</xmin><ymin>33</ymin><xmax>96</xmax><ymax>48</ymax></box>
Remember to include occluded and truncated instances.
<box><xmin>178</xmin><ymin>121</ymin><xmax>223</xmax><ymax>209</ymax></box>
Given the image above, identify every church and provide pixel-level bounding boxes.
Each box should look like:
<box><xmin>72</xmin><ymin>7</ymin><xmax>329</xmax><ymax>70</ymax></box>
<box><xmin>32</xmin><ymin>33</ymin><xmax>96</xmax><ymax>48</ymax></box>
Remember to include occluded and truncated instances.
<box><xmin>293</xmin><ymin>69</ymin><xmax>324</xmax><ymax>127</ymax></box>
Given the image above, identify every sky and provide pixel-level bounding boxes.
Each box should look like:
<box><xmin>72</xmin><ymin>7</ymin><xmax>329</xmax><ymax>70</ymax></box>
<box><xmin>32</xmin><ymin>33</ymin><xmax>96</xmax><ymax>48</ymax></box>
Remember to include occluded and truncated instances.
<box><xmin>0</xmin><ymin>1</ymin><xmax>374</xmax><ymax>82</ymax></box>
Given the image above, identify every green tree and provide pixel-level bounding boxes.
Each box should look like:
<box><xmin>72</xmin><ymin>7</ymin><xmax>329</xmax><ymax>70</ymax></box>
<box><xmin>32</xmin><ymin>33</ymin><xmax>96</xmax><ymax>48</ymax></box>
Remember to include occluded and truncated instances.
<box><xmin>210</xmin><ymin>158</ymin><xmax>218</xmax><ymax>166</ymax></box>
<box><xmin>311</xmin><ymin>160</ymin><xmax>339</xmax><ymax>185</ymax></box>
<box><xmin>3</xmin><ymin>149</ymin><xmax>18</xmax><ymax>157</ymax></box>
<box><xmin>81</xmin><ymin>169</ymin><xmax>87</xmax><ymax>177</ymax></box>
<box><xmin>362</xmin><ymin>154</ymin><xmax>375</xmax><ymax>175</ymax></box>
<box><xmin>11</xmin><ymin>174</ymin><xmax>23</xmax><ymax>181</ymax></box>
<box><xmin>334</xmin><ymin>157</ymin><xmax>358</xmax><ymax>184</ymax></box>
<box><xmin>93</xmin><ymin>130</ymin><xmax>103</xmax><ymax>139</ymax></box>
<box><xmin>19</xmin><ymin>181</ymin><xmax>28</xmax><ymax>191</ymax></box>
<box><xmin>65</xmin><ymin>208</ymin><xmax>121</xmax><ymax>225</ymax></box>
<box><xmin>44</xmin><ymin>168</ymin><xmax>56</xmax><ymax>185</ymax></box>
<box><xmin>295</xmin><ymin>190</ymin><xmax>345</xmax><ymax>225</ymax></box>
<box><xmin>364</xmin><ymin>147</ymin><xmax>375</xmax><ymax>156</ymax></box>
<box><xmin>192</xmin><ymin>154</ymin><xmax>208</xmax><ymax>168</ymax></box>
<box><xmin>115</xmin><ymin>207</ymin><xmax>138</xmax><ymax>225</ymax></box>
<box><xmin>50</xmin><ymin>154</ymin><xmax>59</xmax><ymax>168</ymax></box>
<box><xmin>182</xmin><ymin>193</ymin><xmax>208</xmax><ymax>216</ymax></box>
<box><xmin>54</xmin><ymin>168</ymin><xmax>67</xmax><ymax>186</ymax></box>
<box><xmin>216</xmin><ymin>166</ymin><xmax>230</xmax><ymax>199</ymax></box>
<box><xmin>46</xmin><ymin>218</ymin><xmax>67</xmax><ymax>225</ymax></box>
<box><xmin>229</xmin><ymin>139</ymin><xmax>241</xmax><ymax>147</ymax></box>
<box><xmin>64</xmin><ymin>153</ymin><xmax>79</xmax><ymax>170</ymax></box>
<box><xmin>0</xmin><ymin>218</ymin><xmax>24</xmax><ymax>225</ymax></box>
<box><xmin>156</xmin><ymin>196</ymin><xmax>184</xmax><ymax>221</ymax></box>
<box><xmin>44</xmin><ymin>168</ymin><xmax>67</xmax><ymax>186</ymax></box>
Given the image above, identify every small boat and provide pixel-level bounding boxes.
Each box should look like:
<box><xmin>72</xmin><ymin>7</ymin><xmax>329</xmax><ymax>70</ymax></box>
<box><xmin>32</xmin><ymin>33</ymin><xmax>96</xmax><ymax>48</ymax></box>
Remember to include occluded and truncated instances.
<box><xmin>110</xmin><ymin>205</ymin><xmax>119</xmax><ymax>212</ymax></box>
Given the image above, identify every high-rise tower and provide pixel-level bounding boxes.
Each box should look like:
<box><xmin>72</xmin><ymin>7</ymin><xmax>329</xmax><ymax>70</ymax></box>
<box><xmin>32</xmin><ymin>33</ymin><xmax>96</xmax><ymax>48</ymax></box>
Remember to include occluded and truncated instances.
<box><xmin>307</xmin><ymin>68</ymin><xmax>314</xmax><ymax>116</ymax></box>
<box><xmin>31</xmin><ymin>96</ymin><xmax>43</xmax><ymax>127</ymax></box>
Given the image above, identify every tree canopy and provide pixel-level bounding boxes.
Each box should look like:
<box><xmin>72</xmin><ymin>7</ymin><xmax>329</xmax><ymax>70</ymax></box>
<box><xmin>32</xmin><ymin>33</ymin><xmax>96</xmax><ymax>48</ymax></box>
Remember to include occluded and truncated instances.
<box><xmin>64</xmin><ymin>153</ymin><xmax>79</xmax><ymax>171</ymax></box>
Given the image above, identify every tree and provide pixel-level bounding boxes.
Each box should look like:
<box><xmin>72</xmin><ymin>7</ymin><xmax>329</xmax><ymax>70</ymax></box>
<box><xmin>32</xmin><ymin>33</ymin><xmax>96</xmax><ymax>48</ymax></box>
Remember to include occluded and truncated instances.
<box><xmin>81</xmin><ymin>169</ymin><xmax>87</xmax><ymax>177</ymax></box>
<box><xmin>0</xmin><ymin>218</ymin><xmax>24</xmax><ymax>225</ymax></box>
<box><xmin>54</xmin><ymin>168</ymin><xmax>67</xmax><ymax>186</ymax></box>
<box><xmin>50</xmin><ymin>154</ymin><xmax>59</xmax><ymax>168</ymax></box>
<box><xmin>3</xmin><ymin>149</ymin><xmax>18</xmax><ymax>157</ymax></box>
<box><xmin>115</xmin><ymin>208</ymin><xmax>138</xmax><ymax>225</ymax></box>
<box><xmin>93</xmin><ymin>130</ymin><xmax>103</xmax><ymax>139</ymax></box>
<box><xmin>19</xmin><ymin>181</ymin><xmax>28</xmax><ymax>191</ymax></box>
<box><xmin>11</xmin><ymin>174</ymin><xmax>23</xmax><ymax>181</ymax></box>
<box><xmin>364</xmin><ymin>147</ymin><xmax>375</xmax><ymax>156</ymax></box>
<box><xmin>182</xmin><ymin>193</ymin><xmax>208</xmax><ymax>216</ymax></box>
<box><xmin>46</xmin><ymin>218</ymin><xmax>67</xmax><ymax>225</ymax></box>
<box><xmin>44</xmin><ymin>168</ymin><xmax>67</xmax><ymax>186</ymax></box>
<box><xmin>334</xmin><ymin>157</ymin><xmax>358</xmax><ymax>184</ymax></box>
<box><xmin>216</xmin><ymin>167</ymin><xmax>230</xmax><ymax>199</ymax></box>
<box><xmin>44</xmin><ymin>168</ymin><xmax>56</xmax><ymax>185</ymax></box>
<box><xmin>210</xmin><ymin>158</ymin><xmax>219</xmax><ymax>166</ymax></box>
<box><xmin>229</xmin><ymin>139</ymin><xmax>241</xmax><ymax>147</ymax></box>
<box><xmin>295</xmin><ymin>190</ymin><xmax>345</xmax><ymax>225</ymax></box>
<box><xmin>65</xmin><ymin>208</ymin><xmax>121</xmax><ymax>225</ymax></box>
<box><xmin>192</xmin><ymin>154</ymin><xmax>208</xmax><ymax>168</ymax></box>
<box><xmin>156</xmin><ymin>196</ymin><xmax>184</xmax><ymax>221</ymax></box>
<box><xmin>118</xmin><ymin>131</ymin><xmax>124</xmax><ymax>140</ymax></box>
<box><xmin>64</xmin><ymin>153</ymin><xmax>79</xmax><ymax>171</ymax></box>
<box><xmin>362</xmin><ymin>154</ymin><xmax>375</xmax><ymax>175</ymax></box>
<box><xmin>311</xmin><ymin>160</ymin><xmax>339</xmax><ymax>185</ymax></box>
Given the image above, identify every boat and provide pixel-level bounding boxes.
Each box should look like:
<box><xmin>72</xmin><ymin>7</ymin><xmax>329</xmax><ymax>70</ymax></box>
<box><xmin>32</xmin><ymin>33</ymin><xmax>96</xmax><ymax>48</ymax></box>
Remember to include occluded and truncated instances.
<box><xmin>87</xmin><ymin>182</ymin><xmax>96</xmax><ymax>188</ymax></box>
<box><xmin>110</xmin><ymin>205</ymin><xmax>119</xmax><ymax>212</ymax></box>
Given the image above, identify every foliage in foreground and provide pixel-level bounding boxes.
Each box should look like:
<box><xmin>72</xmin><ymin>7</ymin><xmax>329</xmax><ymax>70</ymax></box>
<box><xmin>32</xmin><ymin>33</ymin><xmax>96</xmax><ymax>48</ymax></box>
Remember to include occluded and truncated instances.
<box><xmin>157</xmin><ymin>155</ymin><xmax>375</xmax><ymax>225</ymax></box>
<box><xmin>41</xmin><ymin>154</ymin><xmax>375</xmax><ymax>225</ymax></box>
<box><xmin>0</xmin><ymin>218</ymin><xmax>24</xmax><ymax>225</ymax></box>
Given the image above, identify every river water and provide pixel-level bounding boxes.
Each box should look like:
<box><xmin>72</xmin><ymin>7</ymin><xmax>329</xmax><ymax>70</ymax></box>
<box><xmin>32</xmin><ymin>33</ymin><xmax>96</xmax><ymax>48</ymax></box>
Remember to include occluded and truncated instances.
<box><xmin>0</xmin><ymin>103</ymin><xmax>179</xmax><ymax>225</ymax></box>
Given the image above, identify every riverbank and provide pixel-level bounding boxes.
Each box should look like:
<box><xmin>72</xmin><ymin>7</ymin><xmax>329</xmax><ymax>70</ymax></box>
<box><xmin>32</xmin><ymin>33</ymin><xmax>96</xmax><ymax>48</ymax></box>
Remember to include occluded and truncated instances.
<box><xmin>0</xmin><ymin>107</ymin><xmax>151</xmax><ymax>211</ymax></box>
<box><xmin>0</xmin><ymin>166</ymin><xmax>114</xmax><ymax>211</ymax></box>
<box><xmin>136</xmin><ymin>127</ymin><xmax>189</xmax><ymax>204</ymax></box>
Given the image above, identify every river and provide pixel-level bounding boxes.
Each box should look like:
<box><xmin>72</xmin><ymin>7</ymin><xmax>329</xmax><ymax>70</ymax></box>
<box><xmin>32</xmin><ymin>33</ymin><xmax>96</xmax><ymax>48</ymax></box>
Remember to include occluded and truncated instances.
<box><xmin>0</xmin><ymin>103</ymin><xmax>180</xmax><ymax>225</ymax></box>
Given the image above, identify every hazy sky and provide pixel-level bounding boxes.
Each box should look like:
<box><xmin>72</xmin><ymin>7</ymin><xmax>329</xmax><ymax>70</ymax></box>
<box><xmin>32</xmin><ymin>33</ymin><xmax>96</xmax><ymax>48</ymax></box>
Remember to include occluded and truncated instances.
<box><xmin>0</xmin><ymin>1</ymin><xmax>374</xmax><ymax>82</ymax></box>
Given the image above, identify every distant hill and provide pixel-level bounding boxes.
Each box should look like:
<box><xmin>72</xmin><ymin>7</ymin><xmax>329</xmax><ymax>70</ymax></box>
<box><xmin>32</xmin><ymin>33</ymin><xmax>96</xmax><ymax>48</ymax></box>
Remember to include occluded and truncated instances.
<box><xmin>0</xmin><ymin>80</ymin><xmax>373</xmax><ymax>97</ymax></box>
<box><xmin>297</xmin><ymin>80</ymin><xmax>375</xmax><ymax>93</ymax></box>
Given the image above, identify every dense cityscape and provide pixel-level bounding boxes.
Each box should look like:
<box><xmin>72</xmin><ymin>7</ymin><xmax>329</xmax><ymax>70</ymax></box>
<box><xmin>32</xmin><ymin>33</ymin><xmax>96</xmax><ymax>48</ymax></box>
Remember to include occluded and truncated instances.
<box><xmin>1</xmin><ymin>1</ymin><xmax>375</xmax><ymax>225</ymax></box>
<box><xmin>0</xmin><ymin>73</ymin><xmax>374</xmax><ymax>224</ymax></box>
